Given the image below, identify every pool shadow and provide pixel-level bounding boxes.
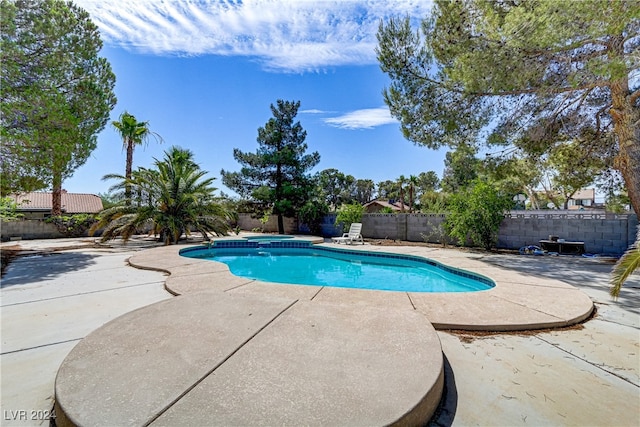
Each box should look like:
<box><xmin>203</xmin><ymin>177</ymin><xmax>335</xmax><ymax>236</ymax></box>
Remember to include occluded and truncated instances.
<box><xmin>428</xmin><ymin>355</ymin><xmax>457</xmax><ymax>427</ymax></box>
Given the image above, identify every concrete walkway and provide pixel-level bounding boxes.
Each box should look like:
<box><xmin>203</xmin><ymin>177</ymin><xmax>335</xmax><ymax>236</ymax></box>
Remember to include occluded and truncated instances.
<box><xmin>1</xmin><ymin>238</ymin><xmax>172</xmax><ymax>427</ymax></box>
<box><xmin>2</xmin><ymin>237</ymin><xmax>639</xmax><ymax>426</ymax></box>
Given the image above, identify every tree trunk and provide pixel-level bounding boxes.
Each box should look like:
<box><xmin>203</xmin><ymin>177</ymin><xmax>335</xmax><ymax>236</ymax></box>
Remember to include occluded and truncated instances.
<box><xmin>610</xmin><ymin>85</ymin><xmax>640</xmax><ymax>215</ymax></box>
<box><xmin>609</xmin><ymin>36</ymin><xmax>640</xmax><ymax>215</ymax></box>
<box><xmin>125</xmin><ymin>139</ymin><xmax>134</xmax><ymax>204</ymax></box>
<box><xmin>51</xmin><ymin>172</ymin><xmax>62</xmax><ymax>216</ymax></box>
<box><xmin>277</xmin><ymin>213</ymin><xmax>284</xmax><ymax>234</ymax></box>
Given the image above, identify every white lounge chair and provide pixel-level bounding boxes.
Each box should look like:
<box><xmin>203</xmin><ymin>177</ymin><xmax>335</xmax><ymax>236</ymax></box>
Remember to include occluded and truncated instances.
<box><xmin>331</xmin><ymin>222</ymin><xmax>364</xmax><ymax>245</ymax></box>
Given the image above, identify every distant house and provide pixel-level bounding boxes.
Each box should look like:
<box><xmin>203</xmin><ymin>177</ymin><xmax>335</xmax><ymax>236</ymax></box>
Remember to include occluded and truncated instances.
<box><xmin>568</xmin><ymin>188</ymin><xmax>596</xmax><ymax>210</ymax></box>
<box><xmin>8</xmin><ymin>191</ymin><xmax>103</xmax><ymax>219</ymax></box>
<box><xmin>362</xmin><ymin>199</ymin><xmax>406</xmax><ymax>213</ymax></box>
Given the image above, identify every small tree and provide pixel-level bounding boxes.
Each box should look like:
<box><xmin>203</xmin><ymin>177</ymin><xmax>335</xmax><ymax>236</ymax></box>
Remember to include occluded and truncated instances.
<box><xmin>440</xmin><ymin>143</ymin><xmax>480</xmax><ymax>194</ymax></box>
<box><xmin>111</xmin><ymin>111</ymin><xmax>163</xmax><ymax>204</ymax></box>
<box><xmin>353</xmin><ymin>179</ymin><xmax>376</xmax><ymax>204</ymax></box>
<box><xmin>446</xmin><ymin>180</ymin><xmax>512</xmax><ymax>250</ymax></box>
<box><xmin>315</xmin><ymin>168</ymin><xmax>355</xmax><ymax>211</ymax></box>
<box><xmin>335</xmin><ymin>203</ymin><xmax>364</xmax><ymax>233</ymax></box>
<box><xmin>299</xmin><ymin>200</ymin><xmax>329</xmax><ymax>236</ymax></box>
<box><xmin>420</xmin><ymin>191</ymin><xmax>449</xmax><ymax>213</ymax></box>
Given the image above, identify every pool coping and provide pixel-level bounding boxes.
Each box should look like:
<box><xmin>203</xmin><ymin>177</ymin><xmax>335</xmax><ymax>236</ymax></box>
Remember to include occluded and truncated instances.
<box><xmin>129</xmin><ymin>236</ymin><xmax>595</xmax><ymax>331</ymax></box>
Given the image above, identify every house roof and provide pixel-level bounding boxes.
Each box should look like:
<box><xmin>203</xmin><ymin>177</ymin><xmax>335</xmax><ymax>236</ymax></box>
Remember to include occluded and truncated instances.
<box><xmin>572</xmin><ymin>188</ymin><xmax>595</xmax><ymax>200</ymax></box>
<box><xmin>9</xmin><ymin>192</ymin><xmax>103</xmax><ymax>214</ymax></box>
<box><xmin>362</xmin><ymin>200</ymin><xmax>404</xmax><ymax>211</ymax></box>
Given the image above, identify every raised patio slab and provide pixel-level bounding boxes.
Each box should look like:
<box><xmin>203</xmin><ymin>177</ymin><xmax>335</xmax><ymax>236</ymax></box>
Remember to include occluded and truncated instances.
<box><xmin>54</xmin><ymin>291</ymin><xmax>443</xmax><ymax>426</ymax></box>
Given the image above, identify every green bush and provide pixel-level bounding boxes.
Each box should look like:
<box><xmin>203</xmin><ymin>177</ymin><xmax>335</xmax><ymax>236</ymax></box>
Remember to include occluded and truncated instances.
<box><xmin>46</xmin><ymin>214</ymin><xmax>97</xmax><ymax>237</ymax></box>
<box><xmin>0</xmin><ymin>197</ymin><xmax>23</xmax><ymax>221</ymax></box>
<box><xmin>445</xmin><ymin>180</ymin><xmax>511</xmax><ymax>250</ymax></box>
<box><xmin>299</xmin><ymin>200</ymin><xmax>329</xmax><ymax>235</ymax></box>
<box><xmin>335</xmin><ymin>203</ymin><xmax>364</xmax><ymax>232</ymax></box>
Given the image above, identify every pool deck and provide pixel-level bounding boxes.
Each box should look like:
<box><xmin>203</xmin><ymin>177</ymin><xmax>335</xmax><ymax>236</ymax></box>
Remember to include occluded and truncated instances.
<box><xmin>131</xmin><ymin>236</ymin><xmax>595</xmax><ymax>331</ymax></box>
<box><xmin>3</xmin><ymin>236</ymin><xmax>638</xmax><ymax>426</ymax></box>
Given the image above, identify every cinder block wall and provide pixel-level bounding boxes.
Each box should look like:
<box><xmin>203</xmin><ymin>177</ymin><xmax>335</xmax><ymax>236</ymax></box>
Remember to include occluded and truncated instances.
<box><xmin>321</xmin><ymin>212</ymin><xmax>637</xmax><ymax>255</ymax></box>
<box><xmin>237</xmin><ymin>213</ymin><xmax>297</xmax><ymax>234</ymax></box>
<box><xmin>5</xmin><ymin>212</ymin><xmax>636</xmax><ymax>255</ymax></box>
<box><xmin>1</xmin><ymin>220</ymin><xmax>64</xmax><ymax>241</ymax></box>
<box><xmin>498</xmin><ymin>215</ymin><xmax>637</xmax><ymax>255</ymax></box>
<box><xmin>320</xmin><ymin>213</ymin><xmax>342</xmax><ymax>237</ymax></box>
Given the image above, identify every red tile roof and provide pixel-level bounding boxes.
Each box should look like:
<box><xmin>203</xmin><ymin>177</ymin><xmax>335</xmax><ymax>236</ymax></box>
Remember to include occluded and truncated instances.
<box><xmin>362</xmin><ymin>200</ymin><xmax>405</xmax><ymax>211</ymax></box>
<box><xmin>10</xmin><ymin>192</ymin><xmax>103</xmax><ymax>214</ymax></box>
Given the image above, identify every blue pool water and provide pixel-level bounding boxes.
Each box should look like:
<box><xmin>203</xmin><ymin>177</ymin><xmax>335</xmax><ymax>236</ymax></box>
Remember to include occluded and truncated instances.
<box><xmin>182</xmin><ymin>244</ymin><xmax>494</xmax><ymax>293</ymax></box>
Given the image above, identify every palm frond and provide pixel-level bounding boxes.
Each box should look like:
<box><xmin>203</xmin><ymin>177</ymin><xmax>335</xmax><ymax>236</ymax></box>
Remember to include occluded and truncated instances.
<box><xmin>92</xmin><ymin>146</ymin><xmax>230</xmax><ymax>244</ymax></box>
<box><xmin>610</xmin><ymin>228</ymin><xmax>640</xmax><ymax>298</ymax></box>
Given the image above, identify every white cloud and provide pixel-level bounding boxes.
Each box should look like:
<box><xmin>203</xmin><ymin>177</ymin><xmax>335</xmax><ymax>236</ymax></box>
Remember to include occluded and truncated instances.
<box><xmin>324</xmin><ymin>107</ymin><xmax>398</xmax><ymax>130</ymax></box>
<box><xmin>300</xmin><ymin>109</ymin><xmax>331</xmax><ymax>114</ymax></box>
<box><xmin>75</xmin><ymin>0</ymin><xmax>432</xmax><ymax>72</ymax></box>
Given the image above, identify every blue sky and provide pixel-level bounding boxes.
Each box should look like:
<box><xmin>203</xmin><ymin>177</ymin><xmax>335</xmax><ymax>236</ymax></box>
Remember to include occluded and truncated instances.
<box><xmin>67</xmin><ymin>0</ymin><xmax>444</xmax><ymax>197</ymax></box>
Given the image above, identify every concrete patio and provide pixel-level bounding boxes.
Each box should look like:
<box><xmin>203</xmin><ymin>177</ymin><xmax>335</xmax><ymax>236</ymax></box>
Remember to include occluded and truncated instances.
<box><xmin>1</xmin><ymin>236</ymin><xmax>638</xmax><ymax>426</ymax></box>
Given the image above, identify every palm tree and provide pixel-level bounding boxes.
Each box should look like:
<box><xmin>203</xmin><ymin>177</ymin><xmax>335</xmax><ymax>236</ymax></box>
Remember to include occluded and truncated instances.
<box><xmin>396</xmin><ymin>175</ymin><xmax>407</xmax><ymax>212</ymax></box>
<box><xmin>407</xmin><ymin>175</ymin><xmax>419</xmax><ymax>213</ymax></box>
<box><xmin>91</xmin><ymin>146</ymin><xmax>231</xmax><ymax>244</ymax></box>
<box><xmin>111</xmin><ymin>111</ymin><xmax>162</xmax><ymax>203</ymax></box>
<box><xmin>610</xmin><ymin>228</ymin><xmax>640</xmax><ymax>298</ymax></box>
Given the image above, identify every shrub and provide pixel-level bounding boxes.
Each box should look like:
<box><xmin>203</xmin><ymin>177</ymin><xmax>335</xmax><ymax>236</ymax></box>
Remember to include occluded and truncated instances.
<box><xmin>335</xmin><ymin>203</ymin><xmax>364</xmax><ymax>232</ymax></box>
<box><xmin>0</xmin><ymin>197</ymin><xmax>23</xmax><ymax>221</ymax></box>
<box><xmin>299</xmin><ymin>200</ymin><xmax>329</xmax><ymax>235</ymax></box>
<box><xmin>46</xmin><ymin>214</ymin><xmax>97</xmax><ymax>237</ymax></box>
<box><xmin>445</xmin><ymin>180</ymin><xmax>511</xmax><ymax>250</ymax></box>
<box><xmin>420</xmin><ymin>219</ymin><xmax>449</xmax><ymax>247</ymax></box>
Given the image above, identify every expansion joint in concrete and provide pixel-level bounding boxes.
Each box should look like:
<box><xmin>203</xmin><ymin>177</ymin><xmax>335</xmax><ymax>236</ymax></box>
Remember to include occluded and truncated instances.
<box><xmin>310</xmin><ymin>286</ymin><xmax>325</xmax><ymax>301</ymax></box>
<box><xmin>1</xmin><ymin>281</ymin><xmax>165</xmax><ymax>307</ymax></box>
<box><xmin>141</xmin><ymin>299</ymin><xmax>300</xmax><ymax>426</ymax></box>
<box><xmin>533</xmin><ymin>335</ymin><xmax>640</xmax><ymax>388</ymax></box>
<box><xmin>1</xmin><ymin>338</ymin><xmax>82</xmax><ymax>355</ymax></box>
<box><xmin>406</xmin><ymin>292</ymin><xmax>417</xmax><ymax>310</ymax></box>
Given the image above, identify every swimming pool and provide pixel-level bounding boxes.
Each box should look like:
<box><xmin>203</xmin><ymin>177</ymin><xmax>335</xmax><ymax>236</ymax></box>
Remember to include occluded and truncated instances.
<box><xmin>181</xmin><ymin>242</ymin><xmax>494</xmax><ymax>293</ymax></box>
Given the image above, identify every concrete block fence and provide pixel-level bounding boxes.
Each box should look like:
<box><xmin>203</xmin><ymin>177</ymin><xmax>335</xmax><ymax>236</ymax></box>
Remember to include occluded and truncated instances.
<box><xmin>1</xmin><ymin>220</ymin><xmax>65</xmax><ymax>241</ymax></box>
<box><xmin>320</xmin><ymin>211</ymin><xmax>637</xmax><ymax>255</ymax></box>
<box><xmin>497</xmin><ymin>212</ymin><xmax>637</xmax><ymax>255</ymax></box>
<box><xmin>236</xmin><ymin>214</ymin><xmax>298</xmax><ymax>235</ymax></box>
<box><xmin>3</xmin><ymin>212</ymin><xmax>637</xmax><ymax>255</ymax></box>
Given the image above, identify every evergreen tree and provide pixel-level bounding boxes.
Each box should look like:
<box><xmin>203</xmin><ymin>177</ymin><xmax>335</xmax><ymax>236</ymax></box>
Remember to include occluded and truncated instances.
<box><xmin>1</xmin><ymin>0</ymin><xmax>116</xmax><ymax>214</ymax></box>
<box><xmin>221</xmin><ymin>100</ymin><xmax>320</xmax><ymax>234</ymax></box>
<box><xmin>377</xmin><ymin>0</ymin><xmax>639</xmax><ymax>213</ymax></box>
